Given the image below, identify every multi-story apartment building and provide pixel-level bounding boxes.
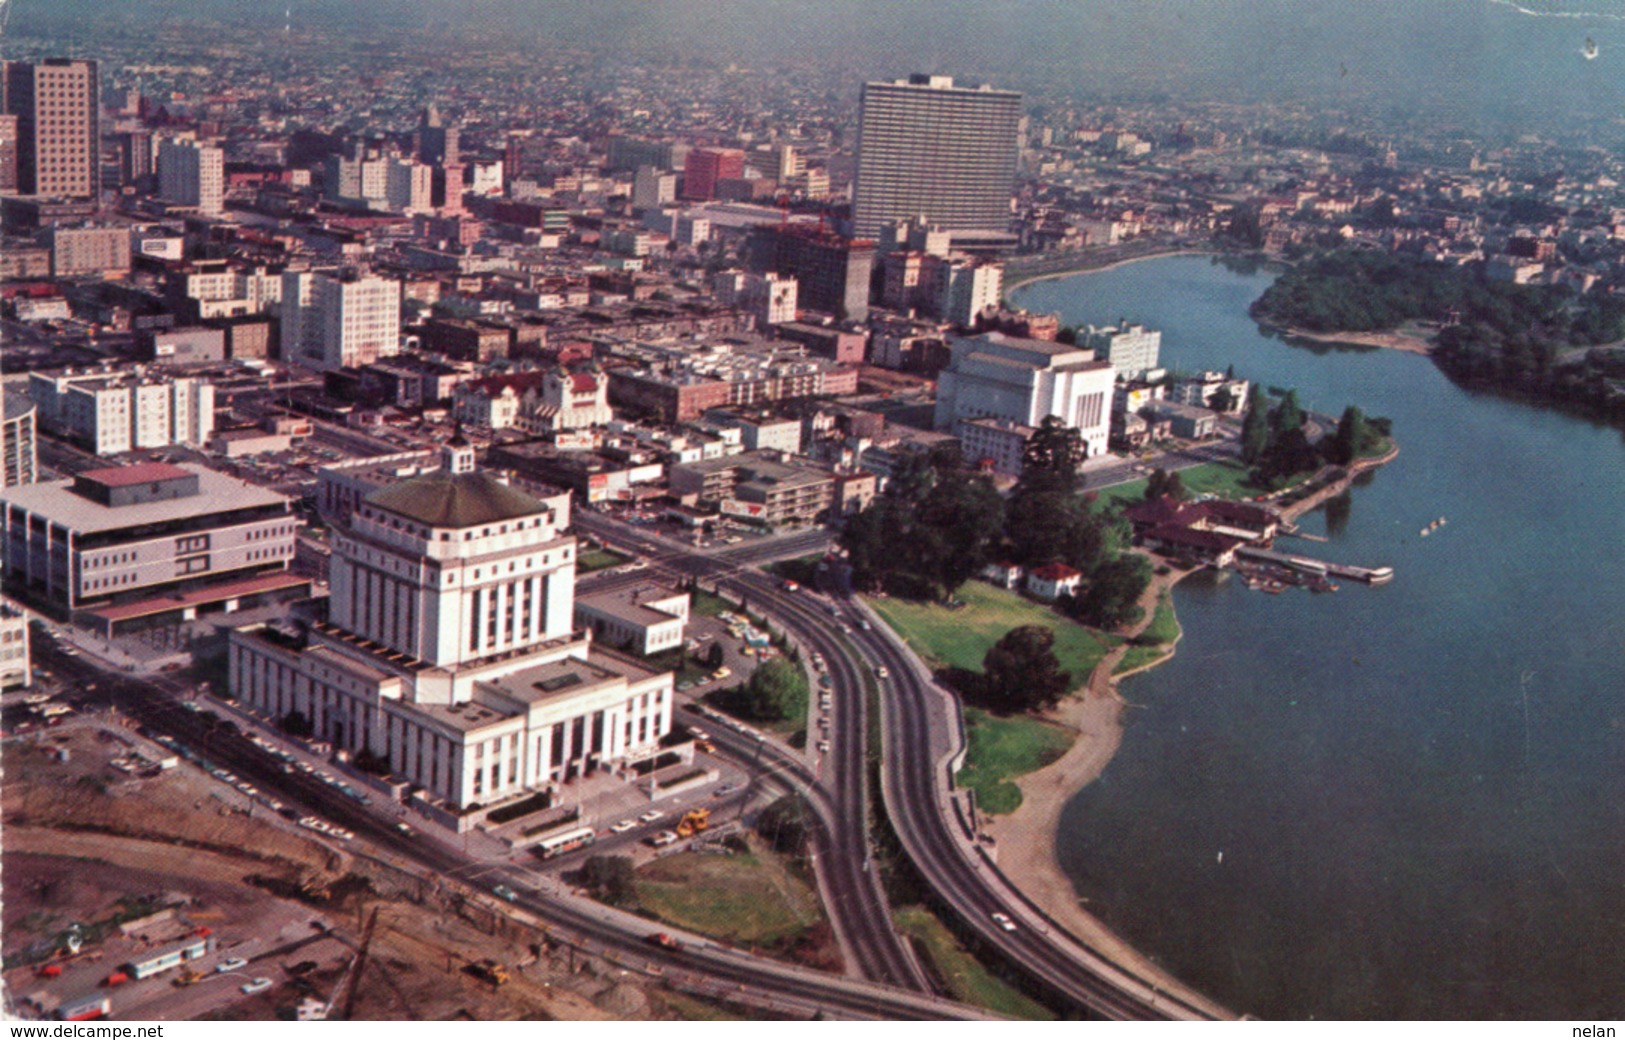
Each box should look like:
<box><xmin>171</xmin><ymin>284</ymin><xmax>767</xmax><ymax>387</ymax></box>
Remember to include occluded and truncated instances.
<box><xmin>852</xmin><ymin>74</ymin><xmax>1021</xmax><ymax>241</ymax></box>
<box><xmin>29</xmin><ymin>368</ymin><xmax>214</xmax><ymax>455</ymax></box>
<box><xmin>1084</xmin><ymin>321</ymin><xmax>1163</xmax><ymax>382</ymax></box>
<box><xmin>680</xmin><ymin>148</ymin><xmax>743</xmax><ymax>201</ymax></box>
<box><xmin>157</xmin><ymin>138</ymin><xmax>224</xmax><ymax>215</ymax></box>
<box><xmin>43</xmin><ymin>225</ymin><xmax>130</xmax><ymax>278</ymax></box>
<box><xmin>1</xmin><ymin>386</ymin><xmax>38</xmax><ymax>489</ymax></box>
<box><xmin>281</xmin><ymin>270</ymin><xmax>401</xmax><ymax>372</ymax></box>
<box><xmin>745</xmin><ymin>224</ymin><xmax>874</xmax><ymax>321</ymax></box>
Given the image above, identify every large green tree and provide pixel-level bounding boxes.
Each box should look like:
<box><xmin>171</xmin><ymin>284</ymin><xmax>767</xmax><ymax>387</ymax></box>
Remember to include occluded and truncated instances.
<box><xmin>741</xmin><ymin>657</ymin><xmax>809</xmax><ymax>722</ymax></box>
<box><xmin>1019</xmin><ymin>415</ymin><xmax>1086</xmax><ymax>496</ymax></box>
<box><xmin>1324</xmin><ymin>405</ymin><xmax>1370</xmax><ymax>465</ymax></box>
<box><xmin>1271</xmin><ymin>388</ymin><xmax>1305</xmax><ymax>433</ymax></box>
<box><xmin>982</xmin><ymin>625</ymin><xmax>1071</xmax><ymax>712</ymax></box>
<box><xmin>580</xmin><ymin>855</ymin><xmax>637</xmax><ymax>906</ymax></box>
<box><xmin>1240</xmin><ymin>384</ymin><xmax>1270</xmax><ymax>464</ymax></box>
<box><xmin>1072</xmin><ymin>554</ymin><xmax>1154</xmax><ymax>631</ymax></box>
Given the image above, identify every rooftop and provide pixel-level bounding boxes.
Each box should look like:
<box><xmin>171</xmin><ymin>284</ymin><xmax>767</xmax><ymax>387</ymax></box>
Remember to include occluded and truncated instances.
<box><xmin>0</xmin><ymin>464</ymin><xmax>290</xmax><ymax>533</ymax></box>
<box><xmin>78</xmin><ymin>461</ymin><xmax>192</xmax><ymax>487</ymax></box>
<box><xmin>364</xmin><ymin>471</ymin><xmax>548</xmax><ymax>528</ymax></box>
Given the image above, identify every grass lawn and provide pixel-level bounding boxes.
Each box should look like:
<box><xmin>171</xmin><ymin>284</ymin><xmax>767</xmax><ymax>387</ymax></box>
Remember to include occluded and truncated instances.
<box><xmin>1138</xmin><ymin>594</ymin><xmax>1181</xmax><ymax>646</ymax></box>
<box><xmin>867</xmin><ymin>581</ymin><xmax>1116</xmax><ymax>683</ymax></box>
<box><xmin>895</xmin><ymin>906</ymin><xmax>1055</xmax><ymax>1020</ymax></box>
<box><xmin>577</xmin><ymin>548</ymin><xmax>631</xmax><ymax>573</ymax></box>
<box><xmin>1093</xmin><ymin>458</ymin><xmax>1260</xmax><ymax>512</ymax></box>
<box><xmin>955</xmin><ymin>707</ymin><xmax>1075</xmax><ymax>815</ymax></box>
<box><xmin>691</xmin><ymin>589</ymin><xmax>734</xmax><ymax>617</ymax></box>
<box><xmin>1114</xmin><ymin>644</ymin><xmax>1171</xmax><ymax>675</ymax></box>
<box><xmin>635</xmin><ymin>842</ymin><xmax>825</xmax><ymax>945</ymax></box>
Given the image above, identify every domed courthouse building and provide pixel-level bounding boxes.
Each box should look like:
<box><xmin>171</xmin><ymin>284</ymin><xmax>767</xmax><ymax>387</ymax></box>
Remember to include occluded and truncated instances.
<box><xmin>228</xmin><ymin>444</ymin><xmax>674</xmax><ymax>819</ymax></box>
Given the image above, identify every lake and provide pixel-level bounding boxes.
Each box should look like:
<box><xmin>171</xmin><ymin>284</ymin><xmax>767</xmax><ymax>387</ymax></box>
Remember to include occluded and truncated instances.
<box><xmin>1012</xmin><ymin>255</ymin><xmax>1625</xmax><ymax>1020</ymax></box>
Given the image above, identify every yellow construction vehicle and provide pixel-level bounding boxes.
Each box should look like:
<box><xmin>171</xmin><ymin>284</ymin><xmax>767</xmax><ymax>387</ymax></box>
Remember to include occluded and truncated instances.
<box><xmin>674</xmin><ymin>808</ymin><xmax>710</xmax><ymax>838</ymax></box>
<box><xmin>468</xmin><ymin>959</ymin><xmax>509</xmax><ymax>987</ymax></box>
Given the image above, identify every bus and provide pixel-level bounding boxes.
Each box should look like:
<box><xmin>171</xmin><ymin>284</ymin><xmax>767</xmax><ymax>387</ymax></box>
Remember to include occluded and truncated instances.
<box><xmin>534</xmin><ymin>826</ymin><xmax>597</xmax><ymax>860</ymax></box>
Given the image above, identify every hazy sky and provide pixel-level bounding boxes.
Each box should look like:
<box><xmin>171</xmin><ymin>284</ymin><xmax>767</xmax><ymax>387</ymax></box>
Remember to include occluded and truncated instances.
<box><xmin>10</xmin><ymin>0</ymin><xmax>1625</xmax><ymax>132</ymax></box>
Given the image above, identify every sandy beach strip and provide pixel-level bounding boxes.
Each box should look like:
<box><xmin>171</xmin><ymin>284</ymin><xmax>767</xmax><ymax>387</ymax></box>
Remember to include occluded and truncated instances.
<box><xmin>977</xmin><ymin>563</ymin><xmax>1231</xmax><ymax>1014</ymax></box>
<box><xmin>1275</xmin><ymin>324</ymin><xmax>1436</xmax><ymax>355</ymax></box>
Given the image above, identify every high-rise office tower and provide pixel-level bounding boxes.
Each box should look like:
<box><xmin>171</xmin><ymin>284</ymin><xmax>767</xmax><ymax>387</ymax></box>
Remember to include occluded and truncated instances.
<box><xmin>3</xmin><ymin>59</ymin><xmax>101</xmax><ymax>200</ymax></box>
<box><xmin>852</xmin><ymin>74</ymin><xmax>1021</xmax><ymax>241</ymax></box>
<box><xmin>681</xmin><ymin>147</ymin><xmax>744</xmax><ymax>201</ymax></box>
<box><xmin>157</xmin><ymin>137</ymin><xmax>224</xmax><ymax>215</ymax></box>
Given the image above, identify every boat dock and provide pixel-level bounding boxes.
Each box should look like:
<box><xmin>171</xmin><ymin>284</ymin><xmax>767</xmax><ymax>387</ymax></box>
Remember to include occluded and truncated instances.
<box><xmin>1236</xmin><ymin>545</ymin><xmax>1394</xmax><ymax>585</ymax></box>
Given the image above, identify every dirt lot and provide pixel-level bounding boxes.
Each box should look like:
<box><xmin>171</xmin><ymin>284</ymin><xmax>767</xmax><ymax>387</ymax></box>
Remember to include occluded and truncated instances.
<box><xmin>1</xmin><ymin>721</ymin><xmax>746</xmax><ymax>1021</ymax></box>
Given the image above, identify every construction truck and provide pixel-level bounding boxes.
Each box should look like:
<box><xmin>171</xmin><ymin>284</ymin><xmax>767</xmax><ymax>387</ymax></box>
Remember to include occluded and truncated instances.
<box><xmin>674</xmin><ymin>808</ymin><xmax>710</xmax><ymax>838</ymax></box>
<box><xmin>468</xmin><ymin>959</ymin><xmax>509</xmax><ymax>987</ymax></box>
<box><xmin>173</xmin><ymin>970</ymin><xmax>205</xmax><ymax>988</ymax></box>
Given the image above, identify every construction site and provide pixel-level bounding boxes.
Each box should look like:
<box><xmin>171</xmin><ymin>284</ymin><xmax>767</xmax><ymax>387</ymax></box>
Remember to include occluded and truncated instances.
<box><xmin>1</xmin><ymin>714</ymin><xmax>770</xmax><ymax>1022</ymax></box>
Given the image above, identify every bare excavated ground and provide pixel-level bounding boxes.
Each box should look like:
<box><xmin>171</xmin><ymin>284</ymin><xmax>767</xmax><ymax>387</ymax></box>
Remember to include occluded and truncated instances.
<box><xmin>1</xmin><ymin>722</ymin><xmax>738</xmax><ymax>1021</ymax></box>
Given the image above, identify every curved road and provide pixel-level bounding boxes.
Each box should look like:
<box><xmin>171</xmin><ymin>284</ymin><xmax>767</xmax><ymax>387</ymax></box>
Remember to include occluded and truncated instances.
<box><xmin>579</xmin><ymin>512</ymin><xmax>1233</xmax><ymax>1020</ymax></box>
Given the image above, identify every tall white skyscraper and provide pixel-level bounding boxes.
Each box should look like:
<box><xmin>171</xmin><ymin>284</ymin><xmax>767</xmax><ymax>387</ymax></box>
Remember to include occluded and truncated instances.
<box><xmin>281</xmin><ymin>270</ymin><xmax>401</xmax><ymax>372</ymax></box>
<box><xmin>852</xmin><ymin>74</ymin><xmax>1021</xmax><ymax>241</ymax></box>
<box><xmin>157</xmin><ymin>138</ymin><xmax>224</xmax><ymax>215</ymax></box>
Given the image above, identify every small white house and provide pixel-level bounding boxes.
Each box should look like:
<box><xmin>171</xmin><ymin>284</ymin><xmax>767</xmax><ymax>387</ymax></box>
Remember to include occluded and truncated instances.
<box><xmin>1026</xmin><ymin>562</ymin><xmax>1083</xmax><ymax>601</ymax></box>
<box><xmin>980</xmin><ymin>560</ymin><xmax>1024</xmax><ymax>590</ymax></box>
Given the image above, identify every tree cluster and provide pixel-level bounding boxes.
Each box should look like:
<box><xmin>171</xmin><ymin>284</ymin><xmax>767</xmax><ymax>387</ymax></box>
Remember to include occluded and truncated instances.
<box><xmin>841</xmin><ymin>446</ymin><xmax>1005</xmax><ymax>602</ymax></box>
<box><xmin>730</xmin><ymin>657</ymin><xmax>809</xmax><ymax>723</ymax></box>
<box><xmin>841</xmin><ymin>415</ymin><xmax>1128</xmax><ymax>608</ymax></box>
<box><xmin>981</xmin><ymin>625</ymin><xmax>1071</xmax><ymax>712</ymax></box>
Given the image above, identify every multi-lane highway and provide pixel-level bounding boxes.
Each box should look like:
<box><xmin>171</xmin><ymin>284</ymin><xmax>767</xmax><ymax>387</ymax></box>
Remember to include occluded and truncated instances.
<box><xmin>577</xmin><ymin>511</ymin><xmax>1233</xmax><ymax>1020</ymax></box>
<box><xmin>575</xmin><ymin>513</ymin><xmax>930</xmax><ymax>993</ymax></box>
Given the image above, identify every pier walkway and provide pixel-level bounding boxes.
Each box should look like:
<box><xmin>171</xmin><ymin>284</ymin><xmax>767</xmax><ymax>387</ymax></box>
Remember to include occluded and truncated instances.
<box><xmin>1236</xmin><ymin>545</ymin><xmax>1393</xmax><ymax>584</ymax></box>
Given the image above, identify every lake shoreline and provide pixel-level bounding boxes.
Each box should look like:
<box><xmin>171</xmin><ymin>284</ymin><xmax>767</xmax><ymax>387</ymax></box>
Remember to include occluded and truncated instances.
<box><xmin>977</xmin><ymin>449</ymin><xmax>1399</xmax><ymax>1018</ymax></box>
<box><xmin>1003</xmin><ymin>246</ymin><xmax>1222</xmax><ymax>294</ymax></box>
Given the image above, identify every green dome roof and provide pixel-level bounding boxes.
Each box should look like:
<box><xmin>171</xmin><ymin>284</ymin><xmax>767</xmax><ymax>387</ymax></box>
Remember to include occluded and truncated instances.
<box><xmin>363</xmin><ymin>471</ymin><xmax>547</xmax><ymax>528</ymax></box>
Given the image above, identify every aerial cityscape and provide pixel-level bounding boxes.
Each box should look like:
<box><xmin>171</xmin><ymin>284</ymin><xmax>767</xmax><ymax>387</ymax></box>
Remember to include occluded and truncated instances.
<box><xmin>1</xmin><ymin>0</ymin><xmax>1622</xmax><ymax>1025</ymax></box>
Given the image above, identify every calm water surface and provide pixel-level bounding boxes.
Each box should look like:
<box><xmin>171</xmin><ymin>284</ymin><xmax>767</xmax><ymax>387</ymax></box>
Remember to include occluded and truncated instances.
<box><xmin>1013</xmin><ymin>256</ymin><xmax>1625</xmax><ymax>1020</ymax></box>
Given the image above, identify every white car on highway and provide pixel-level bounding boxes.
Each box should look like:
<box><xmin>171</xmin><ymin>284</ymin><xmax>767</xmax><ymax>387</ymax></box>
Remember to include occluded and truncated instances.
<box><xmin>215</xmin><ymin>957</ymin><xmax>248</xmax><ymax>973</ymax></box>
<box><xmin>610</xmin><ymin>820</ymin><xmax>636</xmax><ymax>834</ymax></box>
<box><xmin>991</xmin><ymin>912</ymin><xmax>1017</xmax><ymax>932</ymax></box>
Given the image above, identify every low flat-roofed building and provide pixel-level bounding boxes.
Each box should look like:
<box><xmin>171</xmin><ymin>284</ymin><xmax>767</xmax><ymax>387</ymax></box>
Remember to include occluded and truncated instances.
<box><xmin>574</xmin><ymin>584</ymin><xmax>690</xmax><ymax>656</ymax></box>
<box><xmin>0</xmin><ymin>461</ymin><xmax>302</xmax><ymax>629</ymax></box>
<box><xmin>1143</xmin><ymin>399</ymin><xmax>1219</xmax><ymax>440</ymax></box>
<box><xmin>669</xmin><ymin>450</ymin><xmax>835</xmax><ymax>526</ymax></box>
